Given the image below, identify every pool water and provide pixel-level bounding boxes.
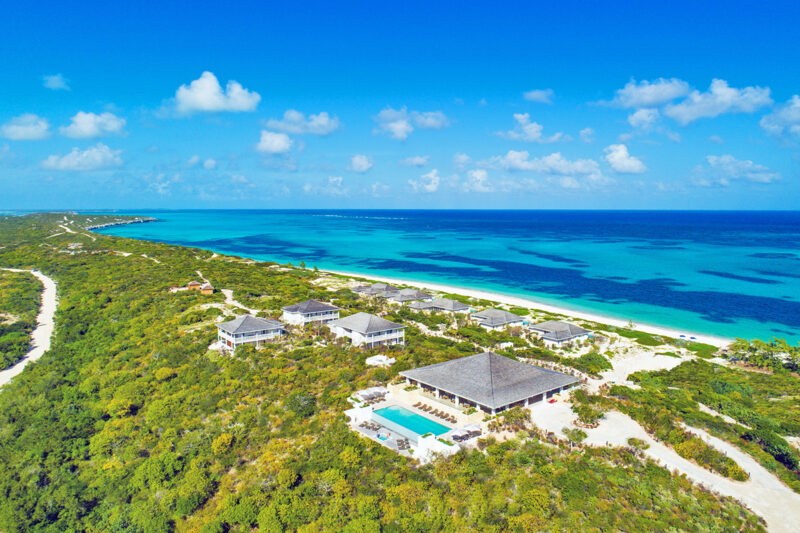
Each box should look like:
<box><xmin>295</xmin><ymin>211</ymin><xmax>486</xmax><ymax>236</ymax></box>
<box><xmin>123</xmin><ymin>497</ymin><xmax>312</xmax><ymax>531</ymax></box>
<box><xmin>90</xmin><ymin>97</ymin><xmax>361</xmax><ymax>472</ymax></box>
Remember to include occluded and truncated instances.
<box><xmin>373</xmin><ymin>405</ymin><xmax>450</xmax><ymax>436</ymax></box>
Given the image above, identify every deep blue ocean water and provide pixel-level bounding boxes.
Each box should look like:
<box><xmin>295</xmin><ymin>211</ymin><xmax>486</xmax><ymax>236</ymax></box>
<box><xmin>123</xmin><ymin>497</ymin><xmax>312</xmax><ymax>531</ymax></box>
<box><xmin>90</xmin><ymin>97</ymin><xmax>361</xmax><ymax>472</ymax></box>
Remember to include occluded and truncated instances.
<box><xmin>94</xmin><ymin>210</ymin><xmax>800</xmax><ymax>343</ymax></box>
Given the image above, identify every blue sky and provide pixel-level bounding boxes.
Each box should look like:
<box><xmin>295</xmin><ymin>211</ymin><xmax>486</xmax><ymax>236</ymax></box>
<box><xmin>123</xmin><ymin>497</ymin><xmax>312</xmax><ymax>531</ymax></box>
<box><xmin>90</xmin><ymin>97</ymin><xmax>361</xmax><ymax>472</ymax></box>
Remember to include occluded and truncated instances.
<box><xmin>1</xmin><ymin>1</ymin><xmax>799</xmax><ymax>210</ymax></box>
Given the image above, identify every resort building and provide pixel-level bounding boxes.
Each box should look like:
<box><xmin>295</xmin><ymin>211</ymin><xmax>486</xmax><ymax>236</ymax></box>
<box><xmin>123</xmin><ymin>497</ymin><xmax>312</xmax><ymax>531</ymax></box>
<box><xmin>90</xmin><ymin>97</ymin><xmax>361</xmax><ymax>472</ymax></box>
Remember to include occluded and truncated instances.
<box><xmin>281</xmin><ymin>299</ymin><xmax>341</xmax><ymax>326</ymax></box>
<box><xmin>409</xmin><ymin>297</ymin><xmax>471</xmax><ymax>313</ymax></box>
<box><xmin>529</xmin><ymin>320</ymin><xmax>591</xmax><ymax>345</ymax></box>
<box><xmin>200</xmin><ymin>283</ymin><xmax>215</xmax><ymax>295</ymax></box>
<box><xmin>329</xmin><ymin>312</ymin><xmax>406</xmax><ymax>348</ymax></box>
<box><xmin>471</xmin><ymin>309</ymin><xmax>525</xmax><ymax>330</ymax></box>
<box><xmin>217</xmin><ymin>315</ymin><xmax>285</xmax><ymax>352</ymax></box>
<box><xmin>187</xmin><ymin>281</ymin><xmax>202</xmax><ymax>291</ymax></box>
<box><xmin>353</xmin><ymin>282</ymin><xmax>397</xmax><ymax>297</ymax></box>
<box><xmin>387</xmin><ymin>288</ymin><xmax>431</xmax><ymax>303</ymax></box>
<box><xmin>400</xmin><ymin>351</ymin><xmax>579</xmax><ymax>415</ymax></box>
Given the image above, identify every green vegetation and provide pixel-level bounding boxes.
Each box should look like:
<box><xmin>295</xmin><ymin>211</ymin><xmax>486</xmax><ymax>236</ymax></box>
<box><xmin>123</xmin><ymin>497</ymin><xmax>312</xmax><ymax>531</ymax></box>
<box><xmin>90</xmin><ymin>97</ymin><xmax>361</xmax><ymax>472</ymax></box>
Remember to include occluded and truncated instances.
<box><xmin>0</xmin><ymin>269</ymin><xmax>41</xmax><ymax>369</ymax></box>
<box><xmin>727</xmin><ymin>338</ymin><xmax>800</xmax><ymax>371</ymax></box>
<box><xmin>0</xmin><ymin>214</ymin><xmax>769</xmax><ymax>531</ymax></box>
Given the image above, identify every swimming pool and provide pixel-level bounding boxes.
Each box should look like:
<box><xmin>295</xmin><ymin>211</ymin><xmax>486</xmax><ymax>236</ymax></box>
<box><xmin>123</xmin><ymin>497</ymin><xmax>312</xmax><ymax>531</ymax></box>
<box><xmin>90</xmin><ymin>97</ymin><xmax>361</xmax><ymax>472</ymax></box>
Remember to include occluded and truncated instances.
<box><xmin>372</xmin><ymin>405</ymin><xmax>450</xmax><ymax>439</ymax></box>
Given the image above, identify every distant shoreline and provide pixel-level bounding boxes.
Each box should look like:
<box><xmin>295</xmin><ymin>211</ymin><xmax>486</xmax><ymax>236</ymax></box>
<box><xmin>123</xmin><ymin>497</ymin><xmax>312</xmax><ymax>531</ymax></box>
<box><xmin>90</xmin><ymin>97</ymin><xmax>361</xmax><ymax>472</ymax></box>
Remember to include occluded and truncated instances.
<box><xmin>85</xmin><ymin>216</ymin><xmax>157</xmax><ymax>231</ymax></box>
<box><xmin>324</xmin><ymin>268</ymin><xmax>732</xmax><ymax>348</ymax></box>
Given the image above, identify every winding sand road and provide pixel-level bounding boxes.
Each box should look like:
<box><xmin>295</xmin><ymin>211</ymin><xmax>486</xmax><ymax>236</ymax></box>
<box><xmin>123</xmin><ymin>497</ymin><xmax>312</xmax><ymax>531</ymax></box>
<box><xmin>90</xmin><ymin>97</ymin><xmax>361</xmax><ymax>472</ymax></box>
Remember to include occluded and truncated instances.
<box><xmin>0</xmin><ymin>269</ymin><xmax>57</xmax><ymax>388</ymax></box>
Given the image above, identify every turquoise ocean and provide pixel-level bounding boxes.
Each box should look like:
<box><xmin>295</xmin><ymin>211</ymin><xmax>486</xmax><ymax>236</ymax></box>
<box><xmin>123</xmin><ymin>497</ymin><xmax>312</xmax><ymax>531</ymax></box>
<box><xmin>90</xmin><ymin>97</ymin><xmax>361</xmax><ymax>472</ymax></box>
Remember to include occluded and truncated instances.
<box><xmin>95</xmin><ymin>210</ymin><xmax>800</xmax><ymax>343</ymax></box>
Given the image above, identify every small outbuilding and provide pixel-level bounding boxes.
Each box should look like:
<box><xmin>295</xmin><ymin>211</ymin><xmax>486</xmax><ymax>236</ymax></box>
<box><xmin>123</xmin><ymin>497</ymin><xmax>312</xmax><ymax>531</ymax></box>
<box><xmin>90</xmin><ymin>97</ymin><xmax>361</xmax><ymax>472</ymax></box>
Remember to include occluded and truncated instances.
<box><xmin>200</xmin><ymin>283</ymin><xmax>215</xmax><ymax>295</ymax></box>
<box><xmin>187</xmin><ymin>281</ymin><xmax>202</xmax><ymax>291</ymax></box>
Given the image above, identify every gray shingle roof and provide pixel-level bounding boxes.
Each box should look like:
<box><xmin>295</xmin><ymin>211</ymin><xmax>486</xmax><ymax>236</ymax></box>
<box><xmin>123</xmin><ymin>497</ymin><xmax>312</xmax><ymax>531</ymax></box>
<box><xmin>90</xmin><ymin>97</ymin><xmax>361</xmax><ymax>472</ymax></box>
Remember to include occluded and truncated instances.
<box><xmin>409</xmin><ymin>298</ymin><xmax>469</xmax><ymax>312</ymax></box>
<box><xmin>329</xmin><ymin>312</ymin><xmax>405</xmax><ymax>334</ymax></box>
<box><xmin>529</xmin><ymin>320</ymin><xmax>590</xmax><ymax>341</ymax></box>
<box><xmin>471</xmin><ymin>309</ymin><xmax>524</xmax><ymax>326</ymax></box>
<box><xmin>217</xmin><ymin>315</ymin><xmax>284</xmax><ymax>334</ymax></box>
<box><xmin>400</xmin><ymin>352</ymin><xmax>579</xmax><ymax>409</ymax></box>
<box><xmin>388</xmin><ymin>288</ymin><xmax>431</xmax><ymax>302</ymax></box>
<box><xmin>282</xmin><ymin>299</ymin><xmax>340</xmax><ymax>313</ymax></box>
<box><xmin>354</xmin><ymin>282</ymin><xmax>398</xmax><ymax>295</ymax></box>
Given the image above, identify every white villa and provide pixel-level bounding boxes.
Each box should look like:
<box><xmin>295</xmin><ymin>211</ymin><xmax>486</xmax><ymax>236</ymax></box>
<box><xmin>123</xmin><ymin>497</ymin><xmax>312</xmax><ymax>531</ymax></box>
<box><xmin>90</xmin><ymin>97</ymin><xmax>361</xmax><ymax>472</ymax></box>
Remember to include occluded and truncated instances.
<box><xmin>217</xmin><ymin>315</ymin><xmax>285</xmax><ymax>352</ymax></box>
<box><xmin>471</xmin><ymin>309</ymin><xmax>525</xmax><ymax>330</ymax></box>
<box><xmin>281</xmin><ymin>299</ymin><xmax>341</xmax><ymax>326</ymax></box>
<box><xmin>409</xmin><ymin>297</ymin><xmax>471</xmax><ymax>313</ymax></box>
<box><xmin>329</xmin><ymin>312</ymin><xmax>406</xmax><ymax>348</ymax></box>
<box><xmin>529</xmin><ymin>320</ymin><xmax>591</xmax><ymax>345</ymax></box>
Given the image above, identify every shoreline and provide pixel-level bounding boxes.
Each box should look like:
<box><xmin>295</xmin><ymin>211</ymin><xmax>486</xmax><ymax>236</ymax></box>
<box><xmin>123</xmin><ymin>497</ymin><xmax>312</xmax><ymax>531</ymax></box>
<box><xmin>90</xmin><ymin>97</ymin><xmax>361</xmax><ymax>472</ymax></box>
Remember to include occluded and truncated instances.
<box><xmin>323</xmin><ymin>268</ymin><xmax>732</xmax><ymax>348</ymax></box>
<box><xmin>85</xmin><ymin>216</ymin><xmax>157</xmax><ymax>230</ymax></box>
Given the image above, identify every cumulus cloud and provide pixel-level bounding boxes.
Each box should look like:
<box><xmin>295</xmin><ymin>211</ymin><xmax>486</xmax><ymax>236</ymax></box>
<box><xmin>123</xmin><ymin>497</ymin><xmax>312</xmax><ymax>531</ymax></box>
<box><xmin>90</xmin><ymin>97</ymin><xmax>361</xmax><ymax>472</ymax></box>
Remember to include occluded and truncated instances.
<box><xmin>579</xmin><ymin>127</ymin><xmax>595</xmax><ymax>143</ymax></box>
<box><xmin>265</xmin><ymin>109</ymin><xmax>340</xmax><ymax>135</ymax></box>
<box><xmin>613</xmin><ymin>78</ymin><xmax>690</xmax><ymax>108</ymax></box>
<box><xmin>453</xmin><ymin>152</ymin><xmax>471</xmax><ymax>170</ymax></box>
<box><xmin>41</xmin><ymin>143</ymin><xmax>122</xmax><ymax>171</ymax></box>
<box><xmin>257</xmin><ymin>130</ymin><xmax>292</xmax><ymax>154</ymax></box>
<box><xmin>1</xmin><ymin>113</ymin><xmax>51</xmax><ymax>140</ymax></box>
<box><xmin>627</xmin><ymin>108</ymin><xmax>659</xmax><ymax>130</ymax></box>
<box><xmin>523</xmin><ymin>89</ymin><xmax>554</xmax><ymax>104</ymax></box>
<box><xmin>760</xmin><ymin>95</ymin><xmax>800</xmax><ymax>140</ymax></box>
<box><xmin>60</xmin><ymin>111</ymin><xmax>126</xmax><ymax>138</ymax></box>
<box><xmin>43</xmin><ymin>74</ymin><xmax>69</xmax><ymax>91</ymax></box>
<box><xmin>484</xmin><ymin>150</ymin><xmax>598</xmax><ymax>175</ymax></box>
<box><xmin>463</xmin><ymin>169</ymin><xmax>493</xmax><ymax>192</ymax></box>
<box><xmin>709</xmin><ymin>135</ymin><xmax>724</xmax><ymax>144</ymax></box>
<box><xmin>348</xmin><ymin>154</ymin><xmax>373</xmax><ymax>173</ymax></box>
<box><xmin>373</xmin><ymin>106</ymin><xmax>450</xmax><ymax>140</ymax></box>
<box><xmin>604</xmin><ymin>144</ymin><xmax>647</xmax><ymax>174</ymax></box>
<box><xmin>303</xmin><ymin>176</ymin><xmax>349</xmax><ymax>196</ymax></box>
<box><xmin>499</xmin><ymin>113</ymin><xmax>564</xmax><ymax>143</ymax></box>
<box><xmin>203</xmin><ymin>158</ymin><xmax>216</xmax><ymax>170</ymax></box>
<box><xmin>174</xmin><ymin>71</ymin><xmax>260</xmax><ymax>113</ymax></box>
<box><xmin>693</xmin><ymin>155</ymin><xmax>780</xmax><ymax>186</ymax></box>
<box><xmin>664</xmin><ymin>79</ymin><xmax>772</xmax><ymax>124</ymax></box>
<box><xmin>400</xmin><ymin>155</ymin><xmax>429</xmax><ymax>167</ymax></box>
<box><xmin>187</xmin><ymin>155</ymin><xmax>201</xmax><ymax>166</ymax></box>
<box><xmin>409</xmin><ymin>169</ymin><xmax>440</xmax><ymax>193</ymax></box>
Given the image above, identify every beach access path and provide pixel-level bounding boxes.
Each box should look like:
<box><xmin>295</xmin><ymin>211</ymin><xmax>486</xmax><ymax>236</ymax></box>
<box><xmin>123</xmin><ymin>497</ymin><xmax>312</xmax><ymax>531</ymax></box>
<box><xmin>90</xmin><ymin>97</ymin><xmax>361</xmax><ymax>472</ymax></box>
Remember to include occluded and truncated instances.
<box><xmin>0</xmin><ymin>268</ymin><xmax>57</xmax><ymax>388</ymax></box>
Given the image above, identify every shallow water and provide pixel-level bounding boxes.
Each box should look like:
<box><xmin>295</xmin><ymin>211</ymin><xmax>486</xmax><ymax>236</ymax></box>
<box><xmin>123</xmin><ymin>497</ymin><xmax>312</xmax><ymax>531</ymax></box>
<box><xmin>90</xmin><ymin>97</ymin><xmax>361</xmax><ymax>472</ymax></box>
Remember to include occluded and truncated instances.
<box><xmin>95</xmin><ymin>210</ymin><xmax>800</xmax><ymax>342</ymax></box>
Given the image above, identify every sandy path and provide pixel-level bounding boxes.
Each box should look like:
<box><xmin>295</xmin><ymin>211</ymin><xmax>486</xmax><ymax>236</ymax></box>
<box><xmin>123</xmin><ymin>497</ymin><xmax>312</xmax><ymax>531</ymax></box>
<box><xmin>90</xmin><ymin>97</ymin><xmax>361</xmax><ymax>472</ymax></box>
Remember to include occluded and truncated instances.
<box><xmin>324</xmin><ymin>269</ymin><xmax>731</xmax><ymax>347</ymax></box>
<box><xmin>0</xmin><ymin>269</ymin><xmax>57</xmax><ymax>388</ymax></box>
<box><xmin>530</xmin><ymin>402</ymin><xmax>800</xmax><ymax>532</ymax></box>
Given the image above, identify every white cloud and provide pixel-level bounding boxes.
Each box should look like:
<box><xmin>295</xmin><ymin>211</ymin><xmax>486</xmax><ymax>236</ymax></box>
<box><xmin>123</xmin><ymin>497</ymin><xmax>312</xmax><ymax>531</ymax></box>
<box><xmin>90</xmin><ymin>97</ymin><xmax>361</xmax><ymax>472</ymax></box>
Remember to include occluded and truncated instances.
<box><xmin>43</xmin><ymin>74</ymin><xmax>69</xmax><ymax>91</ymax></box>
<box><xmin>664</xmin><ymin>79</ymin><xmax>772</xmax><ymax>124</ymax></box>
<box><xmin>256</xmin><ymin>130</ymin><xmax>292</xmax><ymax>154</ymax></box>
<box><xmin>709</xmin><ymin>135</ymin><xmax>724</xmax><ymax>144</ymax></box>
<box><xmin>409</xmin><ymin>169</ymin><xmax>440</xmax><ymax>193</ymax></box>
<box><xmin>523</xmin><ymin>89</ymin><xmax>554</xmax><ymax>104</ymax></box>
<box><xmin>463</xmin><ymin>169</ymin><xmax>493</xmax><ymax>192</ymax></box>
<box><xmin>187</xmin><ymin>155</ymin><xmax>201</xmax><ymax>166</ymax></box>
<box><xmin>627</xmin><ymin>108</ymin><xmax>659</xmax><ymax>130</ymax></box>
<box><xmin>693</xmin><ymin>154</ymin><xmax>780</xmax><ymax>186</ymax></box>
<box><xmin>304</xmin><ymin>176</ymin><xmax>349</xmax><ymax>196</ymax></box>
<box><xmin>604</xmin><ymin>144</ymin><xmax>647</xmax><ymax>174</ymax></box>
<box><xmin>485</xmin><ymin>150</ymin><xmax>599</xmax><ymax>175</ymax></box>
<box><xmin>499</xmin><ymin>113</ymin><xmax>564</xmax><ymax>143</ymax></box>
<box><xmin>41</xmin><ymin>143</ymin><xmax>122</xmax><ymax>171</ymax></box>
<box><xmin>230</xmin><ymin>174</ymin><xmax>249</xmax><ymax>184</ymax></box>
<box><xmin>373</xmin><ymin>106</ymin><xmax>450</xmax><ymax>140</ymax></box>
<box><xmin>400</xmin><ymin>155</ymin><xmax>429</xmax><ymax>167</ymax></box>
<box><xmin>265</xmin><ymin>109</ymin><xmax>340</xmax><ymax>135</ymax></box>
<box><xmin>1</xmin><ymin>114</ymin><xmax>50</xmax><ymax>140</ymax></box>
<box><xmin>453</xmin><ymin>152</ymin><xmax>471</xmax><ymax>170</ymax></box>
<box><xmin>348</xmin><ymin>154</ymin><xmax>373</xmax><ymax>173</ymax></box>
<box><xmin>412</xmin><ymin>111</ymin><xmax>450</xmax><ymax>129</ymax></box>
<box><xmin>579</xmin><ymin>127</ymin><xmax>595</xmax><ymax>143</ymax></box>
<box><xmin>613</xmin><ymin>78</ymin><xmax>690</xmax><ymax>108</ymax></box>
<box><xmin>174</xmin><ymin>71</ymin><xmax>260</xmax><ymax>113</ymax></box>
<box><xmin>203</xmin><ymin>158</ymin><xmax>216</xmax><ymax>170</ymax></box>
<box><xmin>556</xmin><ymin>176</ymin><xmax>581</xmax><ymax>189</ymax></box>
<box><xmin>760</xmin><ymin>95</ymin><xmax>800</xmax><ymax>140</ymax></box>
<box><xmin>60</xmin><ymin>111</ymin><xmax>126</xmax><ymax>138</ymax></box>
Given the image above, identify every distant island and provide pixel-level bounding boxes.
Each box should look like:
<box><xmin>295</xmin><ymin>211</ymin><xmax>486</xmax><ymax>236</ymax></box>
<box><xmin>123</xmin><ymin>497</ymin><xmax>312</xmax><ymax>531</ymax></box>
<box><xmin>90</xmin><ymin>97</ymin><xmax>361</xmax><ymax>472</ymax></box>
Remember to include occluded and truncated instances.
<box><xmin>0</xmin><ymin>212</ymin><xmax>797</xmax><ymax>532</ymax></box>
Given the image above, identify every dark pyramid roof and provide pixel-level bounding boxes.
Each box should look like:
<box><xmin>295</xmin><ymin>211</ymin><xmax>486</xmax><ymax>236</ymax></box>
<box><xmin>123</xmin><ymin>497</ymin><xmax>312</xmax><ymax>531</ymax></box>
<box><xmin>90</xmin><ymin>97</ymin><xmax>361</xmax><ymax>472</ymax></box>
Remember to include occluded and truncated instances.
<box><xmin>329</xmin><ymin>312</ymin><xmax>404</xmax><ymax>334</ymax></box>
<box><xmin>282</xmin><ymin>299</ymin><xmax>340</xmax><ymax>313</ymax></box>
<box><xmin>218</xmin><ymin>315</ymin><xmax>284</xmax><ymax>334</ymax></box>
<box><xmin>400</xmin><ymin>352</ymin><xmax>578</xmax><ymax>409</ymax></box>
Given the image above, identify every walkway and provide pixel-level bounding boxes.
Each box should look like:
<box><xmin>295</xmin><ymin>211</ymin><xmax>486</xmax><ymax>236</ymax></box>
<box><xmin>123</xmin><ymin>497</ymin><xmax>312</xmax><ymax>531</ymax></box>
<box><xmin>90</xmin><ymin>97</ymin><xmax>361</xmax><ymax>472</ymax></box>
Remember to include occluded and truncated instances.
<box><xmin>0</xmin><ymin>269</ymin><xmax>57</xmax><ymax>388</ymax></box>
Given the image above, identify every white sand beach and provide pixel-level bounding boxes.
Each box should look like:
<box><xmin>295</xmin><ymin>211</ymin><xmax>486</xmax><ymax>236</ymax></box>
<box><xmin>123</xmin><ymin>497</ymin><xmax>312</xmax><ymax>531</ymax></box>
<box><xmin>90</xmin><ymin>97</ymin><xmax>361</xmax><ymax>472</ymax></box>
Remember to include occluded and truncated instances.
<box><xmin>325</xmin><ymin>269</ymin><xmax>732</xmax><ymax>347</ymax></box>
